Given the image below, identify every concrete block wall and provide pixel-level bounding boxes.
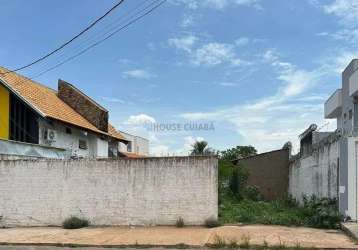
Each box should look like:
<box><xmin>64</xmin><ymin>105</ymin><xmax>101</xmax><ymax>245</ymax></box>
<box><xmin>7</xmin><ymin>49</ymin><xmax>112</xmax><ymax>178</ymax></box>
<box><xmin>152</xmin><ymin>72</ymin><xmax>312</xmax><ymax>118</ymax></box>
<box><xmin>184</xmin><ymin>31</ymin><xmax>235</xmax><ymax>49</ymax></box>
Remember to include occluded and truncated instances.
<box><xmin>0</xmin><ymin>157</ymin><xmax>218</xmax><ymax>227</ymax></box>
<box><xmin>289</xmin><ymin>139</ymin><xmax>339</xmax><ymax>203</ymax></box>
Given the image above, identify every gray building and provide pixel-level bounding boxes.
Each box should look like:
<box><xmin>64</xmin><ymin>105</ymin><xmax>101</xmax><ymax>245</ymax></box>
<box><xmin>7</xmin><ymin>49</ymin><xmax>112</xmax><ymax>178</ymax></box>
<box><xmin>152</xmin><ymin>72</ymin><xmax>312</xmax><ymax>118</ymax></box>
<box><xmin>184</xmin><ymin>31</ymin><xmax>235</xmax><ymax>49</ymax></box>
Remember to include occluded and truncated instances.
<box><xmin>325</xmin><ymin>59</ymin><xmax>358</xmax><ymax>220</ymax></box>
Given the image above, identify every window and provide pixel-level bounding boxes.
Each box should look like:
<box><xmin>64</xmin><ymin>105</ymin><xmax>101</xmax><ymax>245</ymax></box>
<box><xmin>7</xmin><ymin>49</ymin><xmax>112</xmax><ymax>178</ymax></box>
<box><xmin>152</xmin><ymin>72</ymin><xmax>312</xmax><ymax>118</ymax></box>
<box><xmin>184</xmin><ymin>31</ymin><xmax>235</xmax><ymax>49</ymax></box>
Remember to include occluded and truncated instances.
<box><xmin>349</xmin><ymin>109</ymin><xmax>353</xmax><ymax>120</ymax></box>
<box><xmin>344</xmin><ymin>113</ymin><xmax>347</xmax><ymax>120</ymax></box>
<box><xmin>79</xmin><ymin>139</ymin><xmax>88</xmax><ymax>150</ymax></box>
<box><xmin>65</xmin><ymin>127</ymin><xmax>72</xmax><ymax>134</ymax></box>
<box><xmin>127</xmin><ymin>141</ymin><xmax>132</xmax><ymax>152</ymax></box>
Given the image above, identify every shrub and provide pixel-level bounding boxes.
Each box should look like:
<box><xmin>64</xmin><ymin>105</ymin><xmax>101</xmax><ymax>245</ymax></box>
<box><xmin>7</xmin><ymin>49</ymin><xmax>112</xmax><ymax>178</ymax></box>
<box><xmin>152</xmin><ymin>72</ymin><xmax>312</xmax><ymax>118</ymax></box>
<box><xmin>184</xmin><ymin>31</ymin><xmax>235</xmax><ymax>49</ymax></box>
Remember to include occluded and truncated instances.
<box><xmin>176</xmin><ymin>217</ymin><xmax>184</xmax><ymax>228</ymax></box>
<box><xmin>229</xmin><ymin>165</ymin><xmax>249</xmax><ymax>198</ymax></box>
<box><xmin>205</xmin><ymin>217</ymin><xmax>221</xmax><ymax>228</ymax></box>
<box><xmin>62</xmin><ymin>216</ymin><xmax>89</xmax><ymax>229</ymax></box>
<box><xmin>211</xmin><ymin>235</ymin><xmax>226</xmax><ymax>248</ymax></box>
<box><xmin>239</xmin><ymin>234</ymin><xmax>251</xmax><ymax>248</ymax></box>
<box><xmin>302</xmin><ymin>196</ymin><xmax>342</xmax><ymax>229</ymax></box>
<box><xmin>242</xmin><ymin>185</ymin><xmax>263</xmax><ymax>201</ymax></box>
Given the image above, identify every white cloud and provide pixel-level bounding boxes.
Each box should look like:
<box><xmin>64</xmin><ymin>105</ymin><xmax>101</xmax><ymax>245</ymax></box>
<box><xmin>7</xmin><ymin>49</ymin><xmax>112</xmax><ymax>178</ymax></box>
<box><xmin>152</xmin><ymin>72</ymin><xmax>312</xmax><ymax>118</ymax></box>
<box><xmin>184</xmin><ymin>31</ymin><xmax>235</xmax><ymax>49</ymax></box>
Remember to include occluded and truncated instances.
<box><xmin>192</xmin><ymin>42</ymin><xmax>235</xmax><ymax>66</ymax></box>
<box><xmin>235</xmin><ymin>37</ymin><xmax>250</xmax><ymax>46</ymax></box>
<box><xmin>179</xmin><ymin>50</ymin><xmax>333</xmax><ymax>153</ymax></box>
<box><xmin>101</xmin><ymin>96</ymin><xmax>131</xmax><ymax>104</ymax></box>
<box><xmin>124</xmin><ymin>114</ymin><xmax>156</xmax><ymax>126</ymax></box>
<box><xmin>323</xmin><ymin>0</ymin><xmax>358</xmax><ymax>27</ymax></box>
<box><xmin>170</xmin><ymin>0</ymin><xmax>262</xmax><ymax>10</ymax></box>
<box><xmin>122</xmin><ymin>69</ymin><xmax>156</xmax><ymax>80</ymax></box>
<box><xmin>168</xmin><ymin>35</ymin><xmax>197</xmax><ymax>52</ymax></box>
<box><xmin>262</xmin><ymin>49</ymin><xmax>321</xmax><ymax>98</ymax></box>
<box><xmin>180</xmin><ymin>97</ymin><xmax>329</xmax><ymax>153</ymax></box>
<box><xmin>181</xmin><ymin>14</ymin><xmax>195</xmax><ymax>28</ymax></box>
<box><xmin>218</xmin><ymin>81</ymin><xmax>240</xmax><ymax>87</ymax></box>
<box><xmin>169</xmin><ymin>36</ymin><xmax>250</xmax><ymax>67</ymax></box>
<box><xmin>150</xmin><ymin>144</ymin><xmax>170</xmax><ymax>156</ymax></box>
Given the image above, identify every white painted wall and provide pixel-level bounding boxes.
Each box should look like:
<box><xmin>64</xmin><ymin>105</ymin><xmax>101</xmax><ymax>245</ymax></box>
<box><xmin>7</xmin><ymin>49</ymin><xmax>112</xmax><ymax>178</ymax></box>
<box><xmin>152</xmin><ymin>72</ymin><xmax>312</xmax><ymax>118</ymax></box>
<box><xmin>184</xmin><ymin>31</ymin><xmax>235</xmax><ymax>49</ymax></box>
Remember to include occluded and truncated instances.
<box><xmin>0</xmin><ymin>157</ymin><xmax>218</xmax><ymax>227</ymax></box>
<box><xmin>289</xmin><ymin>139</ymin><xmax>339</xmax><ymax>203</ymax></box>
<box><xmin>346</xmin><ymin>137</ymin><xmax>358</xmax><ymax>220</ymax></box>
<box><xmin>118</xmin><ymin>131</ymin><xmax>149</xmax><ymax>155</ymax></box>
<box><xmin>38</xmin><ymin>119</ymin><xmax>108</xmax><ymax>158</ymax></box>
<box><xmin>95</xmin><ymin>138</ymin><xmax>109</xmax><ymax>158</ymax></box>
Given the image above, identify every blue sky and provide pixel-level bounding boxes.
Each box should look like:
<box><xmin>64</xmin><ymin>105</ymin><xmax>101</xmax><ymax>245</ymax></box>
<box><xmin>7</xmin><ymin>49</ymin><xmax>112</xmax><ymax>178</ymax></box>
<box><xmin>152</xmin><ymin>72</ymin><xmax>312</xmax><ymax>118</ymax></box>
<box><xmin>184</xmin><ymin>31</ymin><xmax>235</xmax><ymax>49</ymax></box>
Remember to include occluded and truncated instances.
<box><xmin>1</xmin><ymin>0</ymin><xmax>357</xmax><ymax>155</ymax></box>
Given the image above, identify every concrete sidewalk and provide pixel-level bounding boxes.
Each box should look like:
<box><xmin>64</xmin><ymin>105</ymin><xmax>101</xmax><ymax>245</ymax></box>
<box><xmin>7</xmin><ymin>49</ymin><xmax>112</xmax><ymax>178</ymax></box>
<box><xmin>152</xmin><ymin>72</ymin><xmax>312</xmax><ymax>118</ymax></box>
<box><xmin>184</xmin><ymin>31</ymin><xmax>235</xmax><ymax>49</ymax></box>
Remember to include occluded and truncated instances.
<box><xmin>0</xmin><ymin>225</ymin><xmax>355</xmax><ymax>249</ymax></box>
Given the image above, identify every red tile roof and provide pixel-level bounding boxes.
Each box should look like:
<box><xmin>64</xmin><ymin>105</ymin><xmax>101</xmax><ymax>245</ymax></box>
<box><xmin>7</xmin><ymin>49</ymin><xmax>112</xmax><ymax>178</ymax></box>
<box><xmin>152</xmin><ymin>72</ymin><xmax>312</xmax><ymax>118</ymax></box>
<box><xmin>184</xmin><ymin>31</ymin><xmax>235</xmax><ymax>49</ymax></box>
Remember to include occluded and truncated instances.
<box><xmin>0</xmin><ymin>67</ymin><xmax>127</xmax><ymax>141</ymax></box>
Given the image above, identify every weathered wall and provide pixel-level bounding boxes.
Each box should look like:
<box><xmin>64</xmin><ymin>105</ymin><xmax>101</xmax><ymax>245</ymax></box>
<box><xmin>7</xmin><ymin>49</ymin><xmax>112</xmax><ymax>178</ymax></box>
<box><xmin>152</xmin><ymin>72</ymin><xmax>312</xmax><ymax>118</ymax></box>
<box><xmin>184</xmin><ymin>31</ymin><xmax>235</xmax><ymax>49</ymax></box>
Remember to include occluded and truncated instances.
<box><xmin>0</xmin><ymin>138</ymin><xmax>69</xmax><ymax>160</ymax></box>
<box><xmin>237</xmin><ymin>149</ymin><xmax>289</xmax><ymax>200</ymax></box>
<box><xmin>118</xmin><ymin>131</ymin><xmax>149</xmax><ymax>156</ymax></box>
<box><xmin>289</xmin><ymin>137</ymin><xmax>339</xmax><ymax>202</ymax></box>
<box><xmin>0</xmin><ymin>157</ymin><xmax>217</xmax><ymax>227</ymax></box>
<box><xmin>58</xmin><ymin>80</ymin><xmax>108</xmax><ymax>132</ymax></box>
<box><xmin>38</xmin><ymin>119</ymin><xmax>108</xmax><ymax>158</ymax></box>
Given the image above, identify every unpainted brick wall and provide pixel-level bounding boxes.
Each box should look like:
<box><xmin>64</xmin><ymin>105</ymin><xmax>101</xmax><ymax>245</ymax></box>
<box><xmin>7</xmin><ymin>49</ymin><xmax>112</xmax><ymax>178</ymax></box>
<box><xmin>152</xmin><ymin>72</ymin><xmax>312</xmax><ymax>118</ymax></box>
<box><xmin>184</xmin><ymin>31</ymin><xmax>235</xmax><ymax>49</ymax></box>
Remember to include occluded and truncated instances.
<box><xmin>57</xmin><ymin>80</ymin><xmax>108</xmax><ymax>132</ymax></box>
<box><xmin>0</xmin><ymin>157</ymin><xmax>218</xmax><ymax>227</ymax></box>
<box><xmin>237</xmin><ymin>149</ymin><xmax>289</xmax><ymax>200</ymax></box>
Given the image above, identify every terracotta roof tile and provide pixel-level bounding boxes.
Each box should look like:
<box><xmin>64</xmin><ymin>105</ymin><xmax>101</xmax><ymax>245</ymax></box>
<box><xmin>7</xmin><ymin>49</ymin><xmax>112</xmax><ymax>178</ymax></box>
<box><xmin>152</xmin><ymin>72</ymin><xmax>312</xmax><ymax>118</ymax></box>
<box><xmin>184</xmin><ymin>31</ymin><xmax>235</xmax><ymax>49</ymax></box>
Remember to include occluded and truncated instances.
<box><xmin>119</xmin><ymin>151</ymin><xmax>146</xmax><ymax>158</ymax></box>
<box><xmin>0</xmin><ymin>67</ymin><xmax>127</xmax><ymax>141</ymax></box>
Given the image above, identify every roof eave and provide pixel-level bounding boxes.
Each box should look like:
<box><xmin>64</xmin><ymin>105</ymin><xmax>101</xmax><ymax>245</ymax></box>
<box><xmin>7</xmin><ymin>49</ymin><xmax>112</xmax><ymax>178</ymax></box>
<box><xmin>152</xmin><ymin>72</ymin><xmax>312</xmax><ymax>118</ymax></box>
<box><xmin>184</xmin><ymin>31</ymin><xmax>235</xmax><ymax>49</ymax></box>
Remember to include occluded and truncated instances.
<box><xmin>0</xmin><ymin>78</ymin><xmax>46</xmax><ymax>118</ymax></box>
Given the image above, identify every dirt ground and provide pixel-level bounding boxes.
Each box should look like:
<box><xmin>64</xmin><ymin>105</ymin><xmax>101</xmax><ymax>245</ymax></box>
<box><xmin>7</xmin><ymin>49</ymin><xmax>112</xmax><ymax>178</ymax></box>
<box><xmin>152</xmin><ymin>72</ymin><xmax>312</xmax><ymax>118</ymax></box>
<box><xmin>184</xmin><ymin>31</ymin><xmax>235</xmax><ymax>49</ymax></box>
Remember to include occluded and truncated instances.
<box><xmin>0</xmin><ymin>225</ymin><xmax>355</xmax><ymax>249</ymax></box>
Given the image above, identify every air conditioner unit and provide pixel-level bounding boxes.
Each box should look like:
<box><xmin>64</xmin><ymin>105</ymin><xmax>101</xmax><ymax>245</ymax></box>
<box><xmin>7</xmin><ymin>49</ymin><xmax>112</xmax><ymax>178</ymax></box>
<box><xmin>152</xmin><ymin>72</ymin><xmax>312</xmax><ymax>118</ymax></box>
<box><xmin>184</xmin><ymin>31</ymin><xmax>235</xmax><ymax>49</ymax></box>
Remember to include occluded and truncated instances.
<box><xmin>44</xmin><ymin>129</ymin><xmax>57</xmax><ymax>142</ymax></box>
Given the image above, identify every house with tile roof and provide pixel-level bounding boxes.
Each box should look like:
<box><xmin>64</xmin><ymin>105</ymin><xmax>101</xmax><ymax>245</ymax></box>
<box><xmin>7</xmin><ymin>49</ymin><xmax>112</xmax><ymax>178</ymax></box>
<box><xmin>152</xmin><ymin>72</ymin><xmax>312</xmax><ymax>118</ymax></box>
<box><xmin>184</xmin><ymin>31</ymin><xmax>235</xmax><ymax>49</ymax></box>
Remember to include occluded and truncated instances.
<box><xmin>0</xmin><ymin>67</ymin><xmax>148</xmax><ymax>159</ymax></box>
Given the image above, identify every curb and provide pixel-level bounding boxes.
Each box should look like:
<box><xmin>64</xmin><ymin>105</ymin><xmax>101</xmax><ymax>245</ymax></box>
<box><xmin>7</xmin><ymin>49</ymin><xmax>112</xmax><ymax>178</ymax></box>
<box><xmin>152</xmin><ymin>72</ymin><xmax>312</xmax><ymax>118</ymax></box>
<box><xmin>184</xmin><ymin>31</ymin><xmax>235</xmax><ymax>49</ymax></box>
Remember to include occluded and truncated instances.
<box><xmin>0</xmin><ymin>242</ymin><xmax>203</xmax><ymax>249</ymax></box>
<box><xmin>341</xmin><ymin>223</ymin><xmax>358</xmax><ymax>244</ymax></box>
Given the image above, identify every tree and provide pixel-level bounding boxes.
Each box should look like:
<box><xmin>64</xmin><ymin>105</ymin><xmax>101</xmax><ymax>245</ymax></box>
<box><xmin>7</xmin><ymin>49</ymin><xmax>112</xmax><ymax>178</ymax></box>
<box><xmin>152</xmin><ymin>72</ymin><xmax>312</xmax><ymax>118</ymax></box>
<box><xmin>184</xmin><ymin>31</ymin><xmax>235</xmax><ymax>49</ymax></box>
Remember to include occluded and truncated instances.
<box><xmin>190</xmin><ymin>140</ymin><xmax>216</xmax><ymax>156</ymax></box>
<box><xmin>220</xmin><ymin>146</ymin><xmax>257</xmax><ymax>162</ymax></box>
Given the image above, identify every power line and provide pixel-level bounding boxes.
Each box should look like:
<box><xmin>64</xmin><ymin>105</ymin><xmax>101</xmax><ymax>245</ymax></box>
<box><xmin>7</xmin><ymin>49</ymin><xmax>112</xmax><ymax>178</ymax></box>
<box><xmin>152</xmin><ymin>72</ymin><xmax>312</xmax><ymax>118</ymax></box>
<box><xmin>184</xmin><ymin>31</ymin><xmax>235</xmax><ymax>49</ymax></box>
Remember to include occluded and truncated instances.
<box><xmin>0</xmin><ymin>0</ymin><xmax>125</xmax><ymax>75</ymax></box>
<box><xmin>28</xmin><ymin>0</ymin><xmax>156</xmax><ymax>77</ymax></box>
<box><xmin>30</xmin><ymin>0</ymin><xmax>166</xmax><ymax>79</ymax></box>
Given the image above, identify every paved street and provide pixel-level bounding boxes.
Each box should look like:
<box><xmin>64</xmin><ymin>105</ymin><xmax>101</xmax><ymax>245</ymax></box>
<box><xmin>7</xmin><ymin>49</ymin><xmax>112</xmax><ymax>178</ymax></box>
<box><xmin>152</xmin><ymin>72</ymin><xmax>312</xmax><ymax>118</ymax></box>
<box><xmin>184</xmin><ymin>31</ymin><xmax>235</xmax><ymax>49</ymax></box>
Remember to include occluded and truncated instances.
<box><xmin>0</xmin><ymin>247</ymin><xmax>198</xmax><ymax>250</ymax></box>
<box><xmin>0</xmin><ymin>225</ymin><xmax>354</xmax><ymax>249</ymax></box>
<box><xmin>0</xmin><ymin>247</ymin><xmax>194</xmax><ymax>250</ymax></box>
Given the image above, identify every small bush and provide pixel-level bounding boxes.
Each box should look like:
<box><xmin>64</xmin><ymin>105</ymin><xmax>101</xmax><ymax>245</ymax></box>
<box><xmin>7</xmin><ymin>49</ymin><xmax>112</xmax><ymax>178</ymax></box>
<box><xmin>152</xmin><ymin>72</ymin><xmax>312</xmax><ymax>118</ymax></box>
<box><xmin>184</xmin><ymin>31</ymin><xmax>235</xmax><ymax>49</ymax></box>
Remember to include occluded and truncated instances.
<box><xmin>239</xmin><ymin>234</ymin><xmax>251</xmax><ymax>248</ymax></box>
<box><xmin>205</xmin><ymin>217</ymin><xmax>221</xmax><ymax>228</ymax></box>
<box><xmin>302</xmin><ymin>196</ymin><xmax>342</xmax><ymax>229</ymax></box>
<box><xmin>242</xmin><ymin>185</ymin><xmax>263</xmax><ymax>201</ymax></box>
<box><xmin>176</xmin><ymin>217</ymin><xmax>184</xmax><ymax>228</ymax></box>
<box><xmin>229</xmin><ymin>166</ymin><xmax>249</xmax><ymax>198</ymax></box>
<box><xmin>227</xmin><ymin>238</ymin><xmax>238</xmax><ymax>249</ymax></box>
<box><xmin>62</xmin><ymin>216</ymin><xmax>89</xmax><ymax>229</ymax></box>
<box><xmin>211</xmin><ymin>235</ymin><xmax>226</xmax><ymax>248</ymax></box>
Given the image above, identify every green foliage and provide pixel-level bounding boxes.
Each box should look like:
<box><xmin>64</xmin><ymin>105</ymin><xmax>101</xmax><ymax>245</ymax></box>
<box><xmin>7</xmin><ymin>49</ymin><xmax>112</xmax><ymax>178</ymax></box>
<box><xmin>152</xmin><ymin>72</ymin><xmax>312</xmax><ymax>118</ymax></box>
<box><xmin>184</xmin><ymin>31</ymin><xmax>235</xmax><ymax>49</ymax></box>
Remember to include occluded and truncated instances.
<box><xmin>176</xmin><ymin>217</ymin><xmax>185</xmax><ymax>228</ymax></box>
<box><xmin>302</xmin><ymin>196</ymin><xmax>342</xmax><ymax>229</ymax></box>
<box><xmin>219</xmin><ymin>195</ymin><xmax>342</xmax><ymax>229</ymax></box>
<box><xmin>220</xmin><ymin>145</ymin><xmax>257</xmax><ymax>161</ymax></box>
<box><xmin>242</xmin><ymin>185</ymin><xmax>263</xmax><ymax>201</ymax></box>
<box><xmin>190</xmin><ymin>140</ymin><xmax>217</xmax><ymax>156</ymax></box>
<box><xmin>229</xmin><ymin>165</ymin><xmax>249</xmax><ymax>198</ymax></box>
<box><xmin>211</xmin><ymin>235</ymin><xmax>227</xmax><ymax>249</ymax></box>
<box><xmin>62</xmin><ymin>216</ymin><xmax>89</xmax><ymax>229</ymax></box>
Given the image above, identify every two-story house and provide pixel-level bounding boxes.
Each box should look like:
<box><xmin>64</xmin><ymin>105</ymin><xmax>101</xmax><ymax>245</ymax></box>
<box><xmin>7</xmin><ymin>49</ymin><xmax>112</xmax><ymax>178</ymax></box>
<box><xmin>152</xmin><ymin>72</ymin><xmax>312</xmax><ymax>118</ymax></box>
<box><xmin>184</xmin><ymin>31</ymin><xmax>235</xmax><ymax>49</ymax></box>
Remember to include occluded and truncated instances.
<box><xmin>325</xmin><ymin>59</ymin><xmax>358</xmax><ymax>220</ymax></box>
<box><xmin>0</xmin><ymin>67</ymin><xmax>148</xmax><ymax>159</ymax></box>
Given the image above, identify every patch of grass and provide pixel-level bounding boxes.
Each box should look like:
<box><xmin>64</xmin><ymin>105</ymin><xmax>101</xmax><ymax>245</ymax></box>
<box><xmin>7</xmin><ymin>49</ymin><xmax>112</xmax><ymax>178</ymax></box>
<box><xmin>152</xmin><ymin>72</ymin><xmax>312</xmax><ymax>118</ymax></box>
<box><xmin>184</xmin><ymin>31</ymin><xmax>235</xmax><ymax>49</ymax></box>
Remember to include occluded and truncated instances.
<box><xmin>211</xmin><ymin>235</ymin><xmax>226</xmax><ymax>249</ymax></box>
<box><xmin>176</xmin><ymin>217</ymin><xmax>185</xmax><ymax>228</ymax></box>
<box><xmin>227</xmin><ymin>238</ymin><xmax>238</xmax><ymax>249</ymax></box>
<box><xmin>62</xmin><ymin>216</ymin><xmax>89</xmax><ymax>229</ymax></box>
<box><xmin>239</xmin><ymin>234</ymin><xmax>251</xmax><ymax>248</ymax></box>
<box><xmin>219</xmin><ymin>190</ymin><xmax>341</xmax><ymax>229</ymax></box>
